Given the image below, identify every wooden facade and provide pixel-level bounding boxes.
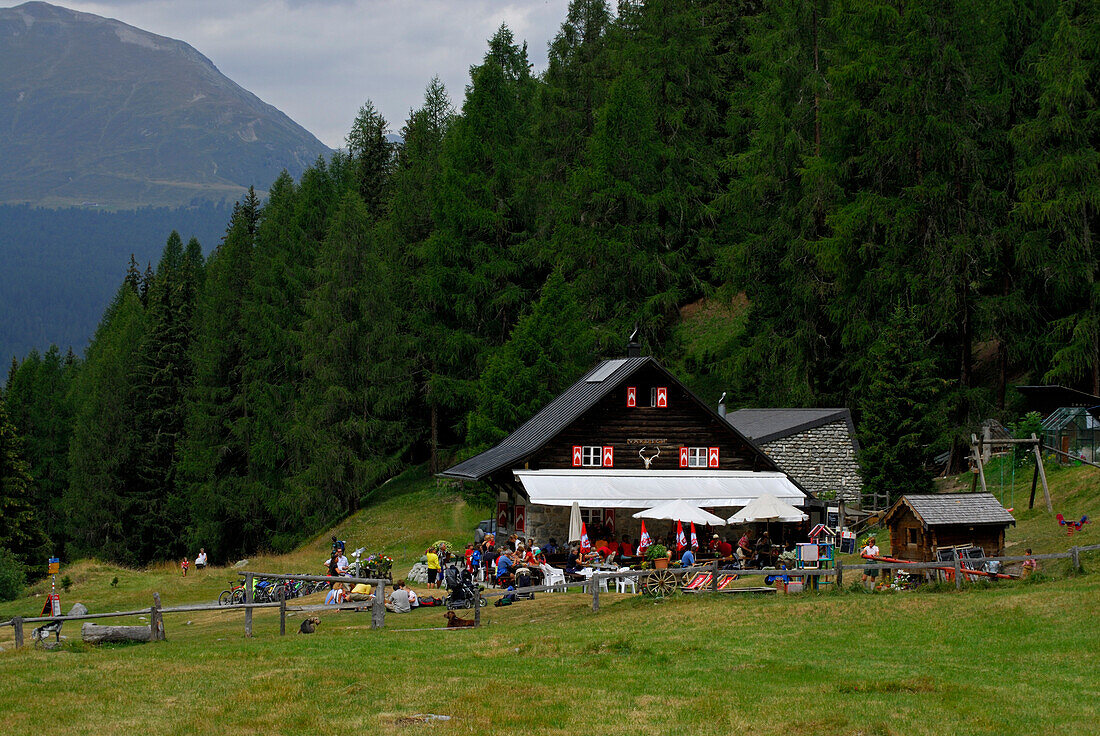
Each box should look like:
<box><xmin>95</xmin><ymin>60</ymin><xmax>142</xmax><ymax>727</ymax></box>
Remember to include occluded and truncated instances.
<box><xmin>885</xmin><ymin>496</ymin><xmax>1013</xmax><ymax>562</ymax></box>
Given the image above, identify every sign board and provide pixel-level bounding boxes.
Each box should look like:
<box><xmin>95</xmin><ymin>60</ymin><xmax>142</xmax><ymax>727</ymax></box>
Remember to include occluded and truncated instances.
<box><xmin>602</xmin><ymin>446</ymin><xmax>614</xmax><ymax>467</ymax></box>
<box><xmin>708</xmin><ymin>447</ymin><xmax>720</xmax><ymax>467</ymax></box>
<box><xmin>41</xmin><ymin>593</ymin><xmax>61</xmax><ymax>617</ymax></box>
<box><xmin>572</xmin><ymin>445</ymin><xmax>583</xmax><ymax>467</ymax></box>
<box><xmin>679</xmin><ymin>447</ymin><xmax>689</xmax><ymax>467</ymax></box>
<box><xmin>48</xmin><ymin>557</ymin><xmax>60</xmax><ymax>575</ymax></box>
<box><xmin>514</xmin><ymin>505</ymin><xmax>526</xmax><ymax>534</ymax></box>
<box><xmin>497</xmin><ymin>502</ymin><xmax>510</xmax><ymax>531</ymax></box>
<box><xmin>626</xmin><ymin>386</ymin><xmax>636</xmax><ymax>407</ymax></box>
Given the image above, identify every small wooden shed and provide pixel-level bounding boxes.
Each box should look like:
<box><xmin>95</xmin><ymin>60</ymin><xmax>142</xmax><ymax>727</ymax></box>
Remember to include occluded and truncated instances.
<box><xmin>884</xmin><ymin>493</ymin><xmax>1016</xmax><ymax>561</ymax></box>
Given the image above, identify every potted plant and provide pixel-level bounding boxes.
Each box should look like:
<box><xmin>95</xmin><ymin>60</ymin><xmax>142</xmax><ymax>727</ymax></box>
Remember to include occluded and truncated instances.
<box><xmin>646</xmin><ymin>544</ymin><xmax>669</xmax><ymax>570</ymax></box>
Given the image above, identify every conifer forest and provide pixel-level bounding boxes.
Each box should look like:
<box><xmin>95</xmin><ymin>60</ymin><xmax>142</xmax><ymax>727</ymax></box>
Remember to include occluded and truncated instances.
<box><xmin>3</xmin><ymin>0</ymin><xmax>1099</xmax><ymax>572</ymax></box>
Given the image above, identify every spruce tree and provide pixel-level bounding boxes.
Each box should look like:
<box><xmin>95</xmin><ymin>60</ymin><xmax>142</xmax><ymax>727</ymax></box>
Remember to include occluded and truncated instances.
<box><xmin>0</xmin><ymin>394</ymin><xmax>49</xmax><ymax>574</ymax></box>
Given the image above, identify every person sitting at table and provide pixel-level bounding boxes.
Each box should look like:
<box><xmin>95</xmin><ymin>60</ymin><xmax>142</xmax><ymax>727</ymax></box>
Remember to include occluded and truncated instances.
<box><xmin>545</xmin><ymin>538</ymin><xmax>559</xmax><ymax>555</ymax></box>
<box><xmin>564</xmin><ymin>544</ymin><xmax>585</xmax><ymax>580</ymax></box>
<box><xmin>717</xmin><ymin>537</ymin><xmax>733</xmax><ymax>558</ymax></box>
<box><xmin>681</xmin><ymin>547</ymin><xmax>695</xmax><ymax>567</ymax></box>
<box><xmin>619</xmin><ymin>535</ymin><xmax>634</xmax><ymax>560</ymax></box>
<box><xmin>496</xmin><ymin>550</ymin><xmax>514</xmax><ymax>586</ymax></box>
<box><xmin>522</xmin><ymin>547</ymin><xmax>538</xmax><ymax>566</ymax></box>
<box><xmin>707</xmin><ymin>534</ymin><xmax>721</xmax><ymax>556</ymax></box>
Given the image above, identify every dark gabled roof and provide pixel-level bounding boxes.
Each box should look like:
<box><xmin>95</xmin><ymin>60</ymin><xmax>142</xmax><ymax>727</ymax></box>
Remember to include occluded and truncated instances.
<box><xmin>440</xmin><ymin>357</ymin><xmax>652</xmax><ymax>480</ymax></box>
<box><xmin>725</xmin><ymin>408</ymin><xmax>859</xmax><ymax>450</ymax></box>
<box><xmin>440</xmin><ymin>356</ymin><xmax>781</xmax><ymax>482</ymax></box>
<box><xmin>885</xmin><ymin>493</ymin><xmax>1016</xmax><ymax>528</ymax></box>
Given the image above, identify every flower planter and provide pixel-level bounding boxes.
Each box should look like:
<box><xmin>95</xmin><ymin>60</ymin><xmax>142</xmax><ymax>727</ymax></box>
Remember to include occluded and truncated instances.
<box><xmin>654</xmin><ymin>557</ymin><xmax>668</xmax><ymax>570</ymax></box>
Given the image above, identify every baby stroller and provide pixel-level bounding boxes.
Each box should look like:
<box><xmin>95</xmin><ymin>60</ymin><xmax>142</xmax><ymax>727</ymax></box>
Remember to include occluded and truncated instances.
<box><xmin>446</xmin><ymin>568</ymin><xmax>485</xmax><ymax>610</ymax></box>
<box><xmin>513</xmin><ymin>567</ymin><xmax>534</xmax><ymax>600</ymax></box>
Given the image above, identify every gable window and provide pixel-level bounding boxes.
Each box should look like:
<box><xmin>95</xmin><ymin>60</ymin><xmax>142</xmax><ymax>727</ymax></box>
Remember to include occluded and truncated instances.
<box><xmin>907</xmin><ymin>527</ymin><xmax>918</xmax><ymax>546</ymax></box>
<box><xmin>687</xmin><ymin>447</ymin><xmax>708</xmax><ymax>468</ymax></box>
<box><xmin>582</xmin><ymin>446</ymin><xmax>603</xmax><ymax>467</ymax></box>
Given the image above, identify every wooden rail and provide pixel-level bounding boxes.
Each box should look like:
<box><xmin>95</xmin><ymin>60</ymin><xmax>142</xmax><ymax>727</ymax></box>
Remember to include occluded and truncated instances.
<box><xmin>3</xmin><ymin>545</ymin><xmax>1096</xmax><ymax>644</ymax></box>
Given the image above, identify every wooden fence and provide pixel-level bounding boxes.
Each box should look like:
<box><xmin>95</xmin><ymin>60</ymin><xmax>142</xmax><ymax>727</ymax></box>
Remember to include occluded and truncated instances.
<box><xmin>2</xmin><ymin>544</ymin><xmax>1097</xmax><ymax>646</ymax></box>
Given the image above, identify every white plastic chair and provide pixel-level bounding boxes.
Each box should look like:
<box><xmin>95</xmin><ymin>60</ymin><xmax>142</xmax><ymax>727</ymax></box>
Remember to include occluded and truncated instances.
<box><xmin>581</xmin><ymin>568</ymin><xmax>609</xmax><ymax>593</ymax></box>
<box><xmin>541</xmin><ymin>565</ymin><xmax>566</xmax><ymax>593</ymax></box>
<box><xmin>615</xmin><ymin>567</ymin><xmax>636</xmax><ymax>594</ymax></box>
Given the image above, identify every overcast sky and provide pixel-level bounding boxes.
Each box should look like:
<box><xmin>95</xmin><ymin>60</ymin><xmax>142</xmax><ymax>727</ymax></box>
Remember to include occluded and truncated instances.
<box><xmin>45</xmin><ymin>1</ymin><xmax>573</xmax><ymax>148</ymax></box>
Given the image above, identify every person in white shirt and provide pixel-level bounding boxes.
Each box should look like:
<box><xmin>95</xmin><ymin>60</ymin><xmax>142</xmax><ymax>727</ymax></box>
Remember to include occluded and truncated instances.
<box><xmin>194</xmin><ymin>549</ymin><xmax>207</xmax><ymax>569</ymax></box>
<box><xmin>386</xmin><ymin>580</ymin><xmax>412</xmax><ymax>613</ymax></box>
<box><xmin>860</xmin><ymin>536</ymin><xmax>881</xmax><ymax>587</ymax></box>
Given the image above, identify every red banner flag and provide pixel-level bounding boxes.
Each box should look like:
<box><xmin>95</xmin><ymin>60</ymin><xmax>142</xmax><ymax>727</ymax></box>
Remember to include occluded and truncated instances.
<box><xmin>690</xmin><ymin>522</ymin><xmax>699</xmax><ymax>550</ymax></box>
<box><xmin>579</xmin><ymin>523</ymin><xmax>591</xmax><ymax>553</ymax></box>
<box><xmin>676</xmin><ymin>520</ymin><xmax>687</xmax><ymax>552</ymax></box>
<box><xmin>639</xmin><ymin>521</ymin><xmax>651</xmax><ymax>552</ymax></box>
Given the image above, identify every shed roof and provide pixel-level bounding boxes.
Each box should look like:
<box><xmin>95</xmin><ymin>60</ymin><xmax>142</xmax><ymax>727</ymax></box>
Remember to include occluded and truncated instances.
<box><xmin>725</xmin><ymin>408</ymin><xmax>858</xmax><ymax>449</ymax></box>
<box><xmin>885</xmin><ymin>493</ymin><xmax>1016</xmax><ymax>528</ymax></box>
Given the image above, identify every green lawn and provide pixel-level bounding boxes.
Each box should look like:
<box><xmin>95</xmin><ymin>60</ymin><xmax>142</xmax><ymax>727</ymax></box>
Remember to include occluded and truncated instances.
<box><xmin>2</xmin><ymin>462</ymin><xmax>1098</xmax><ymax>735</ymax></box>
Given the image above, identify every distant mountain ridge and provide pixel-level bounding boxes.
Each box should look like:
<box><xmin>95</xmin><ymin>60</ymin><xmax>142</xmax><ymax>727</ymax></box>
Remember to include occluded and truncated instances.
<box><xmin>0</xmin><ymin>2</ymin><xmax>331</xmax><ymax>208</ymax></box>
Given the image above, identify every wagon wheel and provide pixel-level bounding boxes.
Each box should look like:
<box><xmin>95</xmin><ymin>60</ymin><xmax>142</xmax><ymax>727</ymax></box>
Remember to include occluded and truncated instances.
<box><xmin>642</xmin><ymin>569</ymin><xmax>679</xmax><ymax>597</ymax></box>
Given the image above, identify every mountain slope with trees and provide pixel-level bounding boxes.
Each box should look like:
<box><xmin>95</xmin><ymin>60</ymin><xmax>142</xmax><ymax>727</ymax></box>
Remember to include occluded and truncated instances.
<box><xmin>4</xmin><ymin>0</ymin><xmax>1099</xmax><ymax>568</ymax></box>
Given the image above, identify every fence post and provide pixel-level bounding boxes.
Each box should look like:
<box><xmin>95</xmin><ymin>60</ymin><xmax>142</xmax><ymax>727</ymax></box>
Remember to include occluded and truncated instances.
<box><xmin>12</xmin><ymin>617</ymin><xmax>23</xmax><ymax>649</ymax></box>
<box><xmin>151</xmin><ymin>592</ymin><xmax>164</xmax><ymax>641</ymax></box>
<box><xmin>473</xmin><ymin>589</ymin><xmax>481</xmax><ymax>628</ymax></box>
<box><xmin>836</xmin><ymin>560</ymin><xmax>843</xmax><ymax>589</ymax></box>
<box><xmin>591</xmin><ymin>574</ymin><xmax>600</xmax><ymax>612</ymax></box>
<box><xmin>244</xmin><ymin>572</ymin><xmax>253</xmax><ymax>637</ymax></box>
<box><xmin>711</xmin><ymin>559</ymin><xmax>719</xmax><ymax>593</ymax></box>
<box><xmin>371</xmin><ymin>582</ymin><xmax>385</xmax><ymax>630</ymax></box>
<box><xmin>279</xmin><ymin>588</ymin><xmax>286</xmax><ymax>636</ymax></box>
<box><xmin>1071</xmin><ymin>546</ymin><xmax>1081</xmax><ymax>572</ymax></box>
<box><xmin>954</xmin><ymin>557</ymin><xmax>962</xmax><ymax>591</ymax></box>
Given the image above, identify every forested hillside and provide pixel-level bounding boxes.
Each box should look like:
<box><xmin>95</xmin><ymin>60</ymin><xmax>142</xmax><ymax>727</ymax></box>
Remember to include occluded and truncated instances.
<box><xmin>0</xmin><ymin>203</ymin><xmax>232</xmax><ymax>361</ymax></box>
<box><xmin>3</xmin><ymin>0</ymin><xmax>1099</xmax><ymax>576</ymax></box>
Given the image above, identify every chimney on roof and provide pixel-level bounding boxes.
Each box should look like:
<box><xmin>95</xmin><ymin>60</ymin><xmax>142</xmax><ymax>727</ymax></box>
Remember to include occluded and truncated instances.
<box><xmin>718</xmin><ymin>392</ymin><xmax>727</xmax><ymax>418</ymax></box>
<box><xmin>626</xmin><ymin>326</ymin><xmax>641</xmax><ymax>358</ymax></box>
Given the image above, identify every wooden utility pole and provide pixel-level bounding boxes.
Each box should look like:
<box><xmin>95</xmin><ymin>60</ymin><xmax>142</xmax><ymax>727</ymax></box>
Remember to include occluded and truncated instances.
<box><xmin>1030</xmin><ymin>434</ymin><xmax>1052</xmax><ymax>513</ymax></box>
<box><xmin>244</xmin><ymin>573</ymin><xmax>253</xmax><ymax>637</ymax></box>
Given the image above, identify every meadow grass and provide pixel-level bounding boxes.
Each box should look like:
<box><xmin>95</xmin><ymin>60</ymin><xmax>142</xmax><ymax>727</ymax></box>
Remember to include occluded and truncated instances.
<box><xmin>2</xmin><ymin>463</ymin><xmax>1098</xmax><ymax>735</ymax></box>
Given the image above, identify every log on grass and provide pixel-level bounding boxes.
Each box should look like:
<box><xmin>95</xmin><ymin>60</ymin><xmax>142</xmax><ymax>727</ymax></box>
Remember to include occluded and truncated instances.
<box><xmin>81</xmin><ymin>623</ymin><xmax>154</xmax><ymax>644</ymax></box>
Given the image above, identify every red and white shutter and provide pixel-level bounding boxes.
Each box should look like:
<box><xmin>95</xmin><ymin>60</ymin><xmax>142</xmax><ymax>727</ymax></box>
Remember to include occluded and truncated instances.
<box><xmin>679</xmin><ymin>447</ymin><xmax>689</xmax><ymax>467</ymax></box>
<box><xmin>497</xmin><ymin>501</ymin><xmax>510</xmax><ymax>529</ymax></box>
<box><xmin>656</xmin><ymin>387</ymin><xmax>668</xmax><ymax>408</ymax></box>
<box><xmin>626</xmin><ymin>386</ymin><xmax>636</xmax><ymax>407</ymax></box>
<box><xmin>572</xmin><ymin>446</ymin><xmax>583</xmax><ymax>467</ymax></box>
<box><xmin>708</xmin><ymin>447</ymin><xmax>720</xmax><ymax>468</ymax></box>
<box><xmin>514</xmin><ymin>505</ymin><xmax>526</xmax><ymax>533</ymax></box>
<box><xmin>602</xmin><ymin>446</ymin><xmax>614</xmax><ymax>467</ymax></box>
<box><xmin>603</xmin><ymin>508</ymin><xmax>616</xmax><ymax>536</ymax></box>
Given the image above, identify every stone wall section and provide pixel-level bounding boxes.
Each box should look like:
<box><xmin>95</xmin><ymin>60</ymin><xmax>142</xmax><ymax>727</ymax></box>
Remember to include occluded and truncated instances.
<box><xmin>759</xmin><ymin>420</ymin><xmax>863</xmax><ymax>502</ymax></box>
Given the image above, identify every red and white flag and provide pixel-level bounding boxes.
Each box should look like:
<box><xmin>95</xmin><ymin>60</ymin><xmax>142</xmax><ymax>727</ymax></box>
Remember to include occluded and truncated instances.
<box><xmin>639</xmin><ymin>522</ymin><xmax>652</xmax><ymax>552</ymax></box>
<box><xmin>579</xmin><ymin>523</ymin><xmax>591</xmax><ymax>553</ymax></box>
<box><xmin>690</xmin><ymin>522</ymin><xmax>699</xmax><ymax>550</ymax></box>
<box><xmin>676</xmin><ymin>520</ymin><xmax>687</xmax><ymax>552</ymax></box>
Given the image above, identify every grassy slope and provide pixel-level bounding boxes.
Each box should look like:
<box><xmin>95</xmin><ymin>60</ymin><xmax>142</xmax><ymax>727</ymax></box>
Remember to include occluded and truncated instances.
<box><xmin>1</xmin><ymin>463</ymin><xmax>1098</xmax><ymax>735</ymax></box>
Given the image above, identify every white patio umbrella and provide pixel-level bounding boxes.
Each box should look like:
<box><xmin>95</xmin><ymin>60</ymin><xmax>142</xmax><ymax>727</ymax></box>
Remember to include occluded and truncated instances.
<box><xmin>727</xmin><ymin>494</ymin><xmax>808</xmax><ymax>524</ymax></box>
<box><xmin>568</xmin><ymin>501</ymin><xmax>583</xmax><ymax>543</ymax></box>
<box><xmin>633</xmin><ymin>499</ymin><xmax>727</xmax><ymax>527</ymax></box>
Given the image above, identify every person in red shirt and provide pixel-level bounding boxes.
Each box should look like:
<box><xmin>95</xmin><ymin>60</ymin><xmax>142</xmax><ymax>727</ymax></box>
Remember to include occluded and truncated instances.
<box><xmin>718</xmin><ymin>539</ymin><xmax>734</xmax><ymax>558</ymax></box>
<box><xmin>619</xmin><ymin>535</ymin><xmax>634</xmax><ymax>558</ymax></box>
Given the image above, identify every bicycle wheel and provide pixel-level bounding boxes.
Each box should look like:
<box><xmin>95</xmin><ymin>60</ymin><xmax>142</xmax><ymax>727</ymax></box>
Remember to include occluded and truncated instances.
<box><xmin>232</xmin><ymin>588</ymin><xmax>246</xmax><ymax>605</ymax></box>
<box><xmin>218</xmin><ymin>590</ymin><xmax>231</xmax><ymax>606</ymax></box>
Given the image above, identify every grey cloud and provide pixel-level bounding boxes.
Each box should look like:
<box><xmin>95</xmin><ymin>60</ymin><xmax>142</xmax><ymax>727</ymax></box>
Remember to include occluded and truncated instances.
<box><xmin>50</xmin><ymin>0</ymin><xmax>571</xmax><ymax>147</ymax></box>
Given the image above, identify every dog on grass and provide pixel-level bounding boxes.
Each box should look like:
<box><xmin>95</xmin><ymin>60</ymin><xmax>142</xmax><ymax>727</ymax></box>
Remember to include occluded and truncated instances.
<box><xmin>298</xmin><ymin>616</ymin><xmax>321</xmax><ymax>634</ymax></box>
<box><xmin>444</xmin><ymin>611</ymin><xmax>475</xmax><ymax>628</ymax></box>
